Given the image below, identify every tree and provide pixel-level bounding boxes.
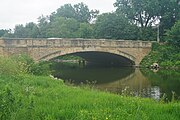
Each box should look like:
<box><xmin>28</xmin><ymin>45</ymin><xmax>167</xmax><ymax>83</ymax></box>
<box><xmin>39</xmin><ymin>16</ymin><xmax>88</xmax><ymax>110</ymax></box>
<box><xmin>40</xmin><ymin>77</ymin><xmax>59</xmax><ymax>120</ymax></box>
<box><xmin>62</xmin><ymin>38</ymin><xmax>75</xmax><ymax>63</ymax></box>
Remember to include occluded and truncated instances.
<box><xmin>13</xmin><ymin>23</ymin><xmax>39</xmax><ymax>38</ymax></box>
<box><xmin>14</xmin><ymin>24</ymin><xmax>27</xmax><ymax>38</ymax></box>
<box><xmin>159</xmin><ymin>0</ymin><xmax>180</xmax><ymax>37</ymax></box>
<box><xmin>114</xmin><ymin>0</ymin><xmax>180</xmax><ymax>40</ymax></box>
<box><xmin>165</xmin><ymin>20</ymin><xmax>180</xmax><ymax>48</ymax></box>
<box><xmin>0</xmin><ymin>29</ymin><xmax>9</xmax><ymax>37</ymax></box>
<box><xmin>114</xmin><ymin>0</ymin><xmax>160</xmax><ymax>28</ymax></box>
<box><xmin>36</xmin><ymin>3</ymin><xmax>99</xmax><ymax>38</ymax></box>
<box><xmin>77</xmin><ymin>23</ymin><xmax>93</xmax><ymax>38</ymax></box>
<box><xmin>38</xmin><ymin>15</ymin><xmax>50</xmax><ymax>38</ymax></box>
<box><xmin>51</xmin><ymin>4</ymin><xmax>76</xmax><ymax>21</ymax></box>
<box><xmin>25</xmin><ymin>22</ymin><xmax>39</xmax><ymax>38</ymax></box>
<box><xmin>94</xmin><ymin>13</ymin><xmax>138</xmax><ymax>40</ymax></box>
<box><xmin>51</xmin><ymin>3</ymin><xmax>99</xmax><ymax>23</ymax></box>
<box><xmin>47</xmin><ymin>17</ymin><xmax>80</xmax><ymax>38</ymax></box>
<box><xmin>74</xmin><ymin>2</ymin><xmax>99</xmax><ymax>23</ymax></box>
<box><xmin>138</xmin><ymin>27</ymin><xmax>156</xmax><ymax>41</ymax></box>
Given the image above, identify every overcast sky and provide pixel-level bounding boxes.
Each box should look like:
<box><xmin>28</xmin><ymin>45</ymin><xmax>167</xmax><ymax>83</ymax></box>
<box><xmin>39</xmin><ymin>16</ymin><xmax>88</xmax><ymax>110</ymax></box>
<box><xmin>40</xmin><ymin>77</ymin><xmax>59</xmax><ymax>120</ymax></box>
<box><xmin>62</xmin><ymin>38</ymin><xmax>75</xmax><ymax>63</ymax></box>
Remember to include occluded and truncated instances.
<box><xmin>0</xmin><ymin>0</ymin><xmax>116</xmax><ymax>30</ymax></box>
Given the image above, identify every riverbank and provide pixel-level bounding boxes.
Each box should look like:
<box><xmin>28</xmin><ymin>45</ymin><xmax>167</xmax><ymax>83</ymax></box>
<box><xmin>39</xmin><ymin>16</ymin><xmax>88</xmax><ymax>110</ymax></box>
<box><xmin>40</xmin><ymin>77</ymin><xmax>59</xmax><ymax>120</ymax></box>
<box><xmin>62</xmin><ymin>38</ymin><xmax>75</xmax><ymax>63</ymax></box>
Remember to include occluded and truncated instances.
<box><xmin>0</xmin><ymin>74</ymin><xmax>180</xmax><ymax>120</ymax></box>
<box><xmin>140</xmin><ymin>43</ymin><xmax>180</xmax><ymax>68</ymax></box>
<box><xmin>0</xmin><ymin>55</ymin><xmax>180</xmax><ymax>119</ymax></box>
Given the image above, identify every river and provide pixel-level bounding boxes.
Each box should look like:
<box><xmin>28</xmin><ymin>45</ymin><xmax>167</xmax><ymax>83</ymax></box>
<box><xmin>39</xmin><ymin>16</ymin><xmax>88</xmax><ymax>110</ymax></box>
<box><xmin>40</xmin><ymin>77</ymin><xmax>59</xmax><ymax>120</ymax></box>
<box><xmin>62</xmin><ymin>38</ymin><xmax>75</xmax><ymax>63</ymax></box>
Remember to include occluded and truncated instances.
<box><xmin>51</xmin><ymin>62</ymin><xmax>180</xmax><ymax>101</ymax></box>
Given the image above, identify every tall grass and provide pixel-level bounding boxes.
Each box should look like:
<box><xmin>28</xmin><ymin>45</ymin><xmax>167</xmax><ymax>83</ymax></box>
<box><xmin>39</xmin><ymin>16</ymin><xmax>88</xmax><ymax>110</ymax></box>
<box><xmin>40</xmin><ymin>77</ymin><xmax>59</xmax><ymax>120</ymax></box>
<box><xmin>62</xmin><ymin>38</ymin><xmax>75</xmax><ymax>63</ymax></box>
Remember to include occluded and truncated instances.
<box><xmin>0</xmin><ymin>57</ymin><xmax>24</xmax><ymax>76</ymax></box>
<box><xmin>0</xmin><ymin>55</ymin><xmax>51</xmax><ymax>76</ymax></box>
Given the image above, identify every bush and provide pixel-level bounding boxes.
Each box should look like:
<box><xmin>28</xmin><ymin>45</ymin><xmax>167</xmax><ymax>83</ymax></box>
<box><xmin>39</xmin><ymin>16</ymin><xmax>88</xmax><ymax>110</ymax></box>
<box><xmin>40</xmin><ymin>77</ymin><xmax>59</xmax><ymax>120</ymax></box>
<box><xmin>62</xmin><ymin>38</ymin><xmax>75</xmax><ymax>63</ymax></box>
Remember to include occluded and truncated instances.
<box><xmin>0</xmin><ymin>55</ymin><xmax>51</xmax><ymax>76</ymax></box>
<box><xmin>140</xmin><ymin>43</ymin><xmax>180</xmax><ymax>68</ymax></box>
<box><xmin>30</xmin><ymin>61</ymin><xmax>51</xmax><ymax>76</ymax></box>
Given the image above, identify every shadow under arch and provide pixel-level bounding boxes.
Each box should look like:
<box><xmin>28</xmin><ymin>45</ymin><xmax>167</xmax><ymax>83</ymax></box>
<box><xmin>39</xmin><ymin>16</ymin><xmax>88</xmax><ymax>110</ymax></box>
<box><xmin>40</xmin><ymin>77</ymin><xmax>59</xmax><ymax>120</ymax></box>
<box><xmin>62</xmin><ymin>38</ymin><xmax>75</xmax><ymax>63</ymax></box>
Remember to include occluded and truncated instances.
<box><xmin>40</xmin><ymin>49</ymin><xmax>136</xmax><ymax>66</ymax></box>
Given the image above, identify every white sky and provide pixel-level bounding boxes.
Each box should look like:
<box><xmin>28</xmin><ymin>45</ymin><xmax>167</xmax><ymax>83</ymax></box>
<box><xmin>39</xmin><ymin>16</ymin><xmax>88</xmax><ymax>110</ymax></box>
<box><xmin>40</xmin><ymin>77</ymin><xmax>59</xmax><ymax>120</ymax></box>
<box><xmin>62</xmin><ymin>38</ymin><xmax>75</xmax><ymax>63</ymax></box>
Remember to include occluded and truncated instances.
<box><xmin>0</xmin><ymin>0</ymin><xmax>116</xmax><ymax>30</ymax></box>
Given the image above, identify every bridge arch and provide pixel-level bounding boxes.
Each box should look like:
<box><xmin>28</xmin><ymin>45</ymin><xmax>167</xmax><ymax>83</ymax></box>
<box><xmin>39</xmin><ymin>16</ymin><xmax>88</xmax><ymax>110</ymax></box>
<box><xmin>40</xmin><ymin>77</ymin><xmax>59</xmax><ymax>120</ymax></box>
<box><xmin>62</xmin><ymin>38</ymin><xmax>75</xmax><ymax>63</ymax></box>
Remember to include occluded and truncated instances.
<box><xmin>0</xmin><ymin>38</ymin><xmax>152</xmax><ymax>66</ymax></box>
<box><xmin>39</xmin><ymin>48</ymin><xmax>136</xmax><ymax>66</ymax></box>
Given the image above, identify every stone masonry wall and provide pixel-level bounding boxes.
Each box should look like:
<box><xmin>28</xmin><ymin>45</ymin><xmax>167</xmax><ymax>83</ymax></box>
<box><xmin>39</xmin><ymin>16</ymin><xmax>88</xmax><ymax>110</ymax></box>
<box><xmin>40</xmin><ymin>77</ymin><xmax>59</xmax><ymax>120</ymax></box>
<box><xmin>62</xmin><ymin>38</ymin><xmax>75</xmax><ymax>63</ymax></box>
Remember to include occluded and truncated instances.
<box><xmin>0</xmin><ymin>38</ymin><xmax>152</xmax><ymax>66</ymax></box>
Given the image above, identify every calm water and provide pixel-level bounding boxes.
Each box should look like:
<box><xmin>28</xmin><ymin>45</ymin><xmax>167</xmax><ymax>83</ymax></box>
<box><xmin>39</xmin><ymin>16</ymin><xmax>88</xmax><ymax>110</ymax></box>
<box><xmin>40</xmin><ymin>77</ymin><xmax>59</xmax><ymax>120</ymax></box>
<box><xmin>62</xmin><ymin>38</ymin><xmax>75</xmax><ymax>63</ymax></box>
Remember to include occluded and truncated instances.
<box><xmin>52</xmin><ymin>62</ymin><xmax>180</xmax><ymax>101</ymax></box>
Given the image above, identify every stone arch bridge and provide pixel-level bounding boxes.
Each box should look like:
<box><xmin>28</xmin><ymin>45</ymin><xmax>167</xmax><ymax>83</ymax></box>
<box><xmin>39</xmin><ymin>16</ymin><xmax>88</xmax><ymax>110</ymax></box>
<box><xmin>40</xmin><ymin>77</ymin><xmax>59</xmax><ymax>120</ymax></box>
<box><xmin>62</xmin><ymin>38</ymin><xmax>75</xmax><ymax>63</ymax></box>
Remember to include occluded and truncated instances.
<box><xmin>0</xmin><ymin>38</ymin><xmax>152</xmax><ymax>66</ymax></box>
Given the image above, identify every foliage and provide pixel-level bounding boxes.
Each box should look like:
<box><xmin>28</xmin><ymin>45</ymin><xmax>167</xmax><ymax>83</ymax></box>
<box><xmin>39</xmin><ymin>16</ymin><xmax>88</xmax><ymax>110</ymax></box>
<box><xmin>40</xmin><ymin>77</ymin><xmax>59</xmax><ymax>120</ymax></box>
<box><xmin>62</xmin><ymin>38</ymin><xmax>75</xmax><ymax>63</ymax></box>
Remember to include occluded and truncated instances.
<box><xmin>0</xmin><ymin>87</ymin><xmax>16</xmax><ymax>120</ymax></box>
<box><xmin>30</xmin><ymin>61</ymin><xmax>51</xmax><ymax>76</ymax></box>
<box><xmin>165</xmin><ymin>20</ymin><xmax>180</xmax><ymax>48</ymax></box>
<box><xmin>2</xmin><ymin>1</ymin><xmax>179</xmax><ymax>42</ymax></box>
<box><xmin>0</xmin><ymin>29</ymin><xmax>9</xmax><ymax>37</ymax></box>
<box><xmin>0</xmin><ymin>56</ymin><xmax>26</xmax><ymax>76</ymax></box>
<box><xmin>114</xmin><ymin>0</ymin><xmax>180</xmax><ymax>40</ymax></box>
<box><xmin>8</xmin><ymin>2</ymin><xmax>98</xmax><ymax>39</ymax></box>
<box><xmin>138</xmin><ymin>27</ymin><xmax>156</xmax><ymax>41</ymax></box>
<box><xmin>51</xmin><ymin>4</ymin><xmax>76</xmax><ymax>21</ymax></box>
<box><xmin>0</xmin><ymin>55</ymin><xmax>51</xmax><ymax>76</ymax></box>
<box><xmin>94</xmin><ymin>13</ymin><xmax>138</xmax><ymax>39</ymax></box>
<box><xmin>114</xmin><ymin>0</ymin><xmax>160</xmax><ymax>28</ymax></box>
<box><xmin>77</xmin><ymin>23</ymin><xmax>94</xmax><ymax>38</ymax></box>
<box><xmin>13</xmin><ymin>23</ymin><xmax>39</xmax><ymax>38</ymax></box>
<box><xmin>159</xmin><ymin>0</ymin><xmax>180</xmax><ymax>36</ymax></box>
<box><xmin>141</xmin><ymin>43</ymin><xmax>180</xmax><ymax>67</ymax></box>
<box><xmin>73</xmin><ymin>2</ymin><xmax>99</xmax><ymax>23</ymax></box>
<box><xmin>47</xmin><ymin>17</ymin><xmax>80</xmax><ymax>38</ymax></box>
<box><xmin>37</xmin><ymin>15</ymin><xmax>50</xmax><ymax>38</ymax></box>
<box><xmin>51</xmin><ymin>3</ymin><xmax>99</xmax><ymax>23</ymax></box>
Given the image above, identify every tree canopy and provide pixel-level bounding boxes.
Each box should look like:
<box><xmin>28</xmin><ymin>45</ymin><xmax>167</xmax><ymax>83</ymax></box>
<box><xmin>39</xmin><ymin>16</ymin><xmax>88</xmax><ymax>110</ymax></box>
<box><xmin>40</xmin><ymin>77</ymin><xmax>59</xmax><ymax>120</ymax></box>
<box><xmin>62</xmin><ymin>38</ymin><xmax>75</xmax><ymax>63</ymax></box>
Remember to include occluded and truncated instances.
<box><xmin>114</xmin><ymin>0</ymin><xmax>160</xmax><ymax>28</ymax></box>
<box><xmin>13</xmin><ymin>23</ymin><xmax>39</xmax><ymax>38</ymax></box>
<box><xmin>0</xmin><ymin>29</ymin><xmax>9</xmax><ymax>37</ymax></box>
<box><xmin>51</xmin><ymin>2</ymin><xmax>99</xmax><ymax>23</ymax></box>
<box><xmin>94</xmin><ymin>13</ymin><xmax>138</xmax><ymax>39</ymax></box>
<box><xmin>165</xmin><ymin>20</ymin><xmax>180</xmax><ymax>48</ymax></box>
<box><xmin>0</xmin><ymin>1</ymin><xmax>179</xmax><ymax>44</ymax></box>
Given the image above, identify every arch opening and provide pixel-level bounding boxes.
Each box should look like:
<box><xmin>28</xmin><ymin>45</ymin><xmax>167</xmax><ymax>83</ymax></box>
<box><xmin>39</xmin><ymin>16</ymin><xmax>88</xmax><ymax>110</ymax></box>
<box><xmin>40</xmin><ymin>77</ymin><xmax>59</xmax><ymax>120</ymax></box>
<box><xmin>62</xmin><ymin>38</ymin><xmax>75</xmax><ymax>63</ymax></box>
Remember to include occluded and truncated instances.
<box><xmin>49</xmin><ymin>51</ymin><xmax>135</xmax><ymax>67</ymax></box>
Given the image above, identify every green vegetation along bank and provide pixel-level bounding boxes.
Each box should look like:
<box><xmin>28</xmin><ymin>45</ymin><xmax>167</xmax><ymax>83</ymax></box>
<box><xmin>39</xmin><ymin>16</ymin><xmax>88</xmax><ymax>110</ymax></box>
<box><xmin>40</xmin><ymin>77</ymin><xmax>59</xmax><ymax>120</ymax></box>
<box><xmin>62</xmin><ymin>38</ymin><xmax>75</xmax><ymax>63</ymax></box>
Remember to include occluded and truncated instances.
<box><xmin>140</xmin><ymin>43</ymin><xmax>180</xmax><ymax>68</ymax></box>
<box><xmin>0</xmin><ymin>56</ymin><xmax>180</xmax><ymax>120</ymax></box>
<box><xmin>141</xmin><ymin>20</ymin><xmax>180</xmax><ymax>68</ymax></box>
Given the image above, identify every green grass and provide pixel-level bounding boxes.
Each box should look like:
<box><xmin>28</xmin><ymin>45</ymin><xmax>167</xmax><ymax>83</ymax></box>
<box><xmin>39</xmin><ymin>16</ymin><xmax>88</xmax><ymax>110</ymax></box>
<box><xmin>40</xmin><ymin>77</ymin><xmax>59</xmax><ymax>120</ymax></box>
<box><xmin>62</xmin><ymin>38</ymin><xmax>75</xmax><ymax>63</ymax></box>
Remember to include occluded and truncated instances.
<box><xmin>0</xmin><ymin>74</ymin><xmax>180</xmax><ymax>120</ymax></box>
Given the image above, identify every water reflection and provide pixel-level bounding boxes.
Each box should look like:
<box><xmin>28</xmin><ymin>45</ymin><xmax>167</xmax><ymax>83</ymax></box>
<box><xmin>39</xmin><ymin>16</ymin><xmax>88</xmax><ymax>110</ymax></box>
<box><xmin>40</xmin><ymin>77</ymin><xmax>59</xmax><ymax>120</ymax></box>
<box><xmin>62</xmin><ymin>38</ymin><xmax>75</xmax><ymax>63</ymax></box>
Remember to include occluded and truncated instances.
<box><xmin>51</xmin><ymin>62</ymin><xmax>180</xmax><ymax>101</ymax></box>
<box><xmin>52</xmin><ymin>63</ymin><xmax>135</xmax><ymax>84</ymax></box>
<box><xmin>141</xmin><ymin>69</ymin><xmax>180</xmax><ymax>101</ymax></box>
<box><xmin>96</xmin><ymin>69</ymin><xmax>162</xmax><ymax>100</ymax></box>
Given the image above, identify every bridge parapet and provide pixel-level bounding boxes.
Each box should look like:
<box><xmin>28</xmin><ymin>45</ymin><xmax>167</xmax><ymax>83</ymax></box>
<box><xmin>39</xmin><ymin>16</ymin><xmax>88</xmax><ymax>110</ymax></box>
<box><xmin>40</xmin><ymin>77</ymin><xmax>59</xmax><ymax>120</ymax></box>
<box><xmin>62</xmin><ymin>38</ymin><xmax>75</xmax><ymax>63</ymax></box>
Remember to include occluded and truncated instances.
<box><xmin>0</xmin><ymin>38</ymin><xmax>152</xmax><ymax>48</ymax></box>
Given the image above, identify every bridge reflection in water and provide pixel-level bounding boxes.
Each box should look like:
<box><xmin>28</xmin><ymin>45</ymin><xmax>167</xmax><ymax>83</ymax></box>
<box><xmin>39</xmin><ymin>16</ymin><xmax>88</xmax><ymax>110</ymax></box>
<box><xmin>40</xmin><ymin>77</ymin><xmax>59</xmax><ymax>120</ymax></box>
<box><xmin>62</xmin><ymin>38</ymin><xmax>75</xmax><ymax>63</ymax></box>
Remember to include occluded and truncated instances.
<box><xmin>52</xmin><ymin>62</ymin><xmax>162</xmax><ymax>100</ymax></box>
<box><xmin>96</xmin><ymin>69</ymin><xmax>161</xmax><ymax>100</ymax></box>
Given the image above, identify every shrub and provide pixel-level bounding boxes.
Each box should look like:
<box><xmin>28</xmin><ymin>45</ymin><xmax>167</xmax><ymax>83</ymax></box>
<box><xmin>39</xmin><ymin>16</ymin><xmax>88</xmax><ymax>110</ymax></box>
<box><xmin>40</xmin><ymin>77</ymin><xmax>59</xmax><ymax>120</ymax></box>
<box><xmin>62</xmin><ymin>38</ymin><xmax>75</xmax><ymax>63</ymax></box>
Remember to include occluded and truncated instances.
<box><xmin>11</xmin><ymin>54</ymin><xmax>34</xmax><ymax>74</ymax></box>
<box><xmin>0</xmin><ymin>55</ymin><xmax>51</xmax><ymax>76</ymax></box>
<box><xmin>141</xmin><ymin>43</ymin><xmax>180</xmax><ymax>68</ymax></box>
<box><xmin>30</xmin><ymin>61</ymin><xmax>51</xmax><ymax>76</ymax></box>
